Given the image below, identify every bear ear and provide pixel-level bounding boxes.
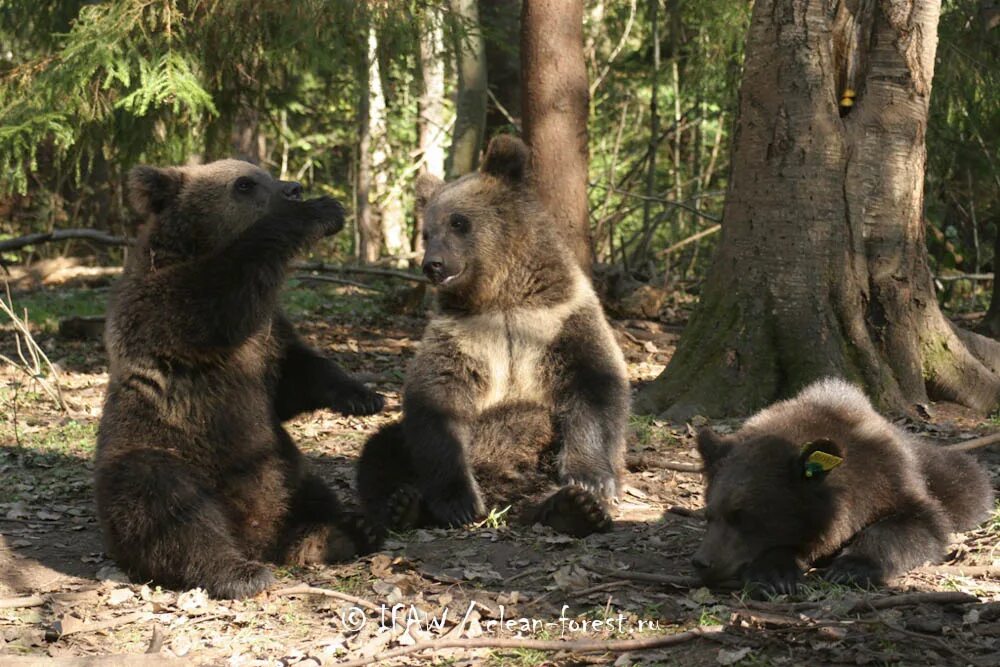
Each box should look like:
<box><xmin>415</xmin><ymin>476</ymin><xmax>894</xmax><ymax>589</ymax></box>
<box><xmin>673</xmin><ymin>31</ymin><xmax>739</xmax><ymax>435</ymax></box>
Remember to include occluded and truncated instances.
<box><xmin>128</xmin><ymin>166</ymin><xmax>183</xmax><ymax>217</ymax></box>
<box><xmin>799</xmin><ymin>438</ymin><xmax>844</xmax><ymax>481</ymax></box>
<box><xmin>480</xmin><ymin>134</ymin><xmax>531</xmax><ymax>183</ymax></box>
<box><xmin>415</xmin><ymin>172</ymin><xmax>444</xmax><ymax>209</ymax></box>
<box><xmin>696</xmin><ymin>428</ymin><xmax>733</xmax><ymax>473</ymax></box>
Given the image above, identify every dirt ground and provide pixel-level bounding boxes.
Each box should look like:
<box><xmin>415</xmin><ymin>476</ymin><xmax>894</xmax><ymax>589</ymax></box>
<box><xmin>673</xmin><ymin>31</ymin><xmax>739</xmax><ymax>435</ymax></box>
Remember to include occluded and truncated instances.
<box><xmin>1</xmin><ymin>282</ymin><xmax>999</xmax><ymax>666</ymax></box>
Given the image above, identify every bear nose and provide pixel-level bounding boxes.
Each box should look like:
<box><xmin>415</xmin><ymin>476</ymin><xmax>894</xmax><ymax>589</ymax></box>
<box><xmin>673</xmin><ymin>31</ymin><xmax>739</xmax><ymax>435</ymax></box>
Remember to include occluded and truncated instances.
<box><xmin>691</xmin><ymin>555</ymin><xmax>712</xmax><ymax>572</ymax></box>
<box><xmin>283</xmin><ymin>182</ymin><xmax>303</xmax><ymax>200</ymax></box>
<box><xmin>422</xmin><ymin>259</ymin><xmax>444</xmax><ymax>281</ymax></box>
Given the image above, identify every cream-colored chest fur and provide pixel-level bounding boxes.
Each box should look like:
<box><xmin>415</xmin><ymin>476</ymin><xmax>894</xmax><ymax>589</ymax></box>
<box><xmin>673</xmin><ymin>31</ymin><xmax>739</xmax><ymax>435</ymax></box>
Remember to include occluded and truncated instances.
<box><xmin>431</xmin><ymin>270</ymin><xmax>594</xmax><ymax>411</ymax></box>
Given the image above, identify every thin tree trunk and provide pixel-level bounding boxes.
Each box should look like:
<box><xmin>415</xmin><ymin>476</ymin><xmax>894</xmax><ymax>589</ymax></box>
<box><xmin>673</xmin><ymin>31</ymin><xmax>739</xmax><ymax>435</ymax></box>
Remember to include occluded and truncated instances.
<box><xmin>978</xmin><ymin>225</ymin><xmax>1000</xmax><ymax>338</ymax></box>
<box><xmin>521</xmin><ymin>0</ymin><xmax>593</xmax><ymax>272</ymax></box>
<box><xmin>635</xmin><ymin>0</ymin><xmax>660</xmax><ymax>268</ymax></box>
<box><xmin>635</xmin><ymin>0</ymin><xmax>1000</xmax><ymax>419</ymax></box>
<box><xmin>417</xmin><ymin>7</ymin><xmax>448</xmax><ymax>255</ymax></box>
<box><xmin>368</xmin><ymin>26</ymin><xmax>410</xmax><ymax>262</ymax></box>
<box><xmin>447</xmin><ymin>0</ymin><xmax>488</xmax><ymax>178</ymax></box>
<box><xmin>356</xmin><ymin>26</ymin><xmax>380</xmax><ymax>265</ymax></box>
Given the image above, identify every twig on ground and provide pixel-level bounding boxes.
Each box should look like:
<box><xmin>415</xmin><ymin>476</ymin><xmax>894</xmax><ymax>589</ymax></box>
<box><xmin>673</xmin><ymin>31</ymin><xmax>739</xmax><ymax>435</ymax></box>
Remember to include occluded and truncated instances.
<box><xmin>919</xmin><ymin>564</ymin><xmax>1000</xmax><ymax>579</ymax></box>
<box><xmin>272</xmin><ymin>584</ymin><xmax>381</xmax><ymax>612</ymax></box>
<box><xmin>3</xmin><ymin>657</ymin><xmax>178</xmax><ymax>666</ymax></box>
<box><xmin>145</xmin><ymin>624</ymin><xmax>165</xmax><ymax>654</ymax></box>
<box><xmin>49</xmin><ymin>610</ymin><xmax>144</xmax><ymax>639</ymax></box>
<box><xmin>662</xmin><ymin>462</ymin><xmax>703</xmax><ymax>473</ymax></box>
<box><xmin>334</xmin><ymin>626</ymin><xmax>724</xmax><ymax>667</ymax></box>
<box><xmin>586</xmin><ymin>565</ymin><xmax>703</xmax><ymax>589</ymax></box>
<box><xmin>665</xmin><ymin>505</ymin><xmax>705</xmax><ymax>519</ymax></box>
<box><xmin>293</xmin><ymin>273</ymin><xmax>386</xmax><ymax>292</ymax></box>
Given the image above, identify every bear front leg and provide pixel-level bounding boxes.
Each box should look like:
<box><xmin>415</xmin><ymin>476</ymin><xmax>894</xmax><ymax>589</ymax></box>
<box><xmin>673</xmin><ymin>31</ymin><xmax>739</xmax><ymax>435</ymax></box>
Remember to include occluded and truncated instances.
<box><xmin>822</xmin><ymin>498</ymin><xmax>951</xmax><ymax>587</ymax></box>
<box><xmin>403</xmin><ymin>398</ymin><xmax>485</xmax><ymax>528</ymax></box>
<box><xmin>550</xmin><ymin>312</ymin><xmax>629</xmax><ymax>501</ymax></box>
<box><xmin>272</xmin><ymin>315</ymin><xmax>384</xmax><ymax>420</ymax></box>
<box><xmin>357</xmin><ymin>422</ymin><xmax>426</xmax><ymax>537</ymax></box>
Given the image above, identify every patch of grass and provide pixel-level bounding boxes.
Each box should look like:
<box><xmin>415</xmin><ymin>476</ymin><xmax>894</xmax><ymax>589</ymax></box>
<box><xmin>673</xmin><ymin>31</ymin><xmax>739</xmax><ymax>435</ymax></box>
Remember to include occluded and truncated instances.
<box><xmin>21</xmin><ymin>419</ymin><xmax>98</xmax><ymax>456</ymax></box>
<box><xmin>474</xmin><ymin>505</ymin><xmax>511</xmax><ymax>530</ymax></box>
<box><xmin>629</xmin><ymin>413</ymin><xmax>658</xmax><ymax>447</ymax></box>
<box><xmin>282</xmin><ymin>280</ymin><xmax>387</xmax><ymax>320</ymax></box>
<box><xmin>4</xmin><ymin>287</ymin><xmax>108</xmax><ymax>334</ymax></box>
<box><xmin>696</xmin><ymin>606</ymin><xmax>723</xmax><ymax>626</ymax></box>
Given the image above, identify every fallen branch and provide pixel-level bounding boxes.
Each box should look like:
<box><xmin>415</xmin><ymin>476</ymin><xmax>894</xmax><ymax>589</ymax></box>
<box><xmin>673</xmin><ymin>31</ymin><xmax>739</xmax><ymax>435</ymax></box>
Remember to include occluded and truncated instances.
<box><xmin>272</xmin><ymin>584</ymin><xmax>381</xmax><ymax>612</ymax></box>
<box><xmin>665</xmin><ymin>505</ymin><xmax>705</xmax><ymax>520</ymax></box>
<box><xmin>943</xmin><ymin>431</ymin><xmax>1000</xmax><ymax>452</ymax></box>
<box><xmin>334</xmin><ymin>625</ymin><xmax>724</xmax><ymax>667</ymax></box>
<box><xmin>0</xmin><ymin>229</ymin><xmax>129</xmax><ymax>253</ymax></box>
<box><xmin>293</xmin><ymin>261</ymin><xmax>427</xmax><ymax>284</ymax></box>
<box><xmin>742</xmin><ymin>590</ymin><xmax>979</xmax><ymax>615</ymax></box>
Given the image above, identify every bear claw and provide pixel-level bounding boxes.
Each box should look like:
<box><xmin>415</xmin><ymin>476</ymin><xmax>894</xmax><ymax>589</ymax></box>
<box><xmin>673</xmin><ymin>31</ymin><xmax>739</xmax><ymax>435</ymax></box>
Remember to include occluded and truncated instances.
<box><xmin>534</xmin><ymin>484</ymin><xmax>612</xmax><ymax>537</ymax></box>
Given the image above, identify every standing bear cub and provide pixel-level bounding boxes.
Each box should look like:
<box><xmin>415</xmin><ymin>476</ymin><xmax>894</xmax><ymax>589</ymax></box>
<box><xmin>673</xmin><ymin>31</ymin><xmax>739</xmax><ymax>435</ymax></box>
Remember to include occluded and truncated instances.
<box><xmin>693</xmin><ymin>378</ymin><xmax>994</xmax><ymax>595</ymax></box>
<box><xmin>96</xmin><ymin>160</ymin><xmax>384</xmax><ymax>599</ymax></box>
<box><xmin>358</xmin><ymin>136</ymin><xmax>630</xmax><ymax>537</ymax></box>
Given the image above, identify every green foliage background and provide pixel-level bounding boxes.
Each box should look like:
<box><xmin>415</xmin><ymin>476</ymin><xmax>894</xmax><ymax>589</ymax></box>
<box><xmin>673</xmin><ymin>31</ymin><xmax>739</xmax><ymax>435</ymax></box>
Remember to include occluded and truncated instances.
<box><xmin>0</xmin><ymin>0</ymin><xmax>995</xmax><ymax>292</ymax></box>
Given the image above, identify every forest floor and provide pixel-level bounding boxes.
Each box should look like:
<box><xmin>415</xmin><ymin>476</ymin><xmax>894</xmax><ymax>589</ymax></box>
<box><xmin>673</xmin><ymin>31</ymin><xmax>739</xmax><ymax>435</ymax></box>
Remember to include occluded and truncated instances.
<box><xmin>1</xmin><ymin>280</ymin><xmax>999</xmax><ymax>666</ymax></box>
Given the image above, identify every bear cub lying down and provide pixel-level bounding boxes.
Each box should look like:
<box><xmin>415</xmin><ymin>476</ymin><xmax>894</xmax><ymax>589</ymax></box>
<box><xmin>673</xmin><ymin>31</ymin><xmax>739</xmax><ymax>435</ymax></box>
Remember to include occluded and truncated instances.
<box><xmin>358</xmin><ymin>136</ymin><xmax>630</xmax><ymax>537</ymax></box>
<box><xmin>693</xmin><ymin>378</ymin><xmax>994</xmax><ymax>595</ymax></box>
<box><xmin>96</xmin><ymin>160</ymin><xmax>383</xmax><ymax>599</ymax></box>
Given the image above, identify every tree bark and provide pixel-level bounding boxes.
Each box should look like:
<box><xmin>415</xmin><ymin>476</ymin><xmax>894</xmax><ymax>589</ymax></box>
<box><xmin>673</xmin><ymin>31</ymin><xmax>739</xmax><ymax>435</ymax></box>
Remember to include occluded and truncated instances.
<box><xmin>635</xmin><ymin>0</ymin><xmax>1000</xmax><ymax>419</ymax></box>
<box><xmin>521</xmin><ymin>0</ymin><xmax>593</xmax><ymax>272</ymax></box>
<box><xmin>446</xmin><ymin>0</ymin><xmax>488</xmax><ymax>178</ymax></box>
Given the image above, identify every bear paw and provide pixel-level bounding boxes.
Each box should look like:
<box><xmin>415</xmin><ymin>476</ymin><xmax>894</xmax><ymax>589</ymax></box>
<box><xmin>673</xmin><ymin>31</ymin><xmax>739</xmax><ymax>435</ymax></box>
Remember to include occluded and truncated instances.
<box><xmin>742</xmin><ymin>562</ymin><xmax>803</xmax><ymax>599</ymax></box>
<box><xmin>425</xmin><ymin>484</ymin><xmax>484</xmax><ymax>528</ymax></box>
<box><xmin>560</xmin><ymin>470</ymin><xmax>618</xmax><ymax>502</ymax></box>
<box><xmin>336</xmin><ymin>513</ymin><xmax>381</xmax><ymax>557</ymax></box>
<box><xmin>208</xmin><ymin>561</ymin><xmax>275</xmax><ymax>600</ymax></box>
<box><xmin>534</xmin><ymin>485</ymin><xmax>612</xmax><ymax>538</ymax></box>
<box><xmin>822</xmin><ymin>556</ymin><xmax>884</xmax><ymax>589</ymax></box>
<box><xmin>385</xmin><ymin>485</ymin><xmax>422</xmax><ymax>532</ymax></box>
<box><xmin>330</xmin><ymin>384</ymin><xmax>385</xmax><ymax>416</ymax></box>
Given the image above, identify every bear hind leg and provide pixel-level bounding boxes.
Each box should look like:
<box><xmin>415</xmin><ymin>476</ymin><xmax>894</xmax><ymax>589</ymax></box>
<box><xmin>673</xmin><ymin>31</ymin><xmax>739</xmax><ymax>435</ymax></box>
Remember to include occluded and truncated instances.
<box><xmin>279</xmin><ymin>474</ymin><xmax>380</xmax><ymax>565</ymax></box>
<box><xmin>96</xmin><ymin>450</ymin><xmax>273</xmax><ymax>599</ymax></box>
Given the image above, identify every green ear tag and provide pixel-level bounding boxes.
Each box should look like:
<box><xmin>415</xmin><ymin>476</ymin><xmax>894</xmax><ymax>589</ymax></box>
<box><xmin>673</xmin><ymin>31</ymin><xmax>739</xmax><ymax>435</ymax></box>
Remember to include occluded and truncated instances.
<box><xmin>803</xmin><ymin>449</ymin><xmax>843</xmax><ymax>478</ymax></box>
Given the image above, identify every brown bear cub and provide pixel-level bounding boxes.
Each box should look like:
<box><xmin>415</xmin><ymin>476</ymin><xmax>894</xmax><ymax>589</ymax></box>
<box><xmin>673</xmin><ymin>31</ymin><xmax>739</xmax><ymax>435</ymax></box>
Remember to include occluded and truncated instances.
<box><xmin>694</xmin><ymin>378</ymin><xmax>994</xmax><ymax>595</ymax></box>
<box><xmin>96</xmin><ymin>160</ymin><xmax>384</xmax><ymax>599</ymax></box>
<box><xmin>357</xmin><ymin>136</ymin><xmax>630</xmax><ymax>537</ymax></box>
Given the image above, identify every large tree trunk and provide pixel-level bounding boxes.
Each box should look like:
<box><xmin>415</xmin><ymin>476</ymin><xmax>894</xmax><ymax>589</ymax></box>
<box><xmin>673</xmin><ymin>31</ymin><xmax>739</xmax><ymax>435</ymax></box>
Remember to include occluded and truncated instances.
<box><xmin>635</xmin><ymin>0</ymin><xmax>1000</xmax><ymax>419</ymax></box>
<box><xmin>521</xmin><ymin>0</ymin><xmax>593</xmax><ymax>272</ymax></box>
<box><xmin>446</xmin><ymin>0</ymin><xmax>488</xmax><ymax>178</ymax></box>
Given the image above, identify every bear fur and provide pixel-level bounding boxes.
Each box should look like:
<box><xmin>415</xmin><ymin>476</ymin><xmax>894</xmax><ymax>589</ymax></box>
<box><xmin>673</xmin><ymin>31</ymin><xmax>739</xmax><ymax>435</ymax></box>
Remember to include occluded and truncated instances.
<box><xmin>693</xmin><ymin>377</ymin><xmax>995</xmax><ymax>595</ymax></box>
<box><xmin>95</xmin><ymin>159</ymin><xmax>384</xmax><ymax>599</ymax></box>
<box><xmin>357</xmin><ymin>136</ymin><xmax>630</xmax><ymax>537</ymax></box>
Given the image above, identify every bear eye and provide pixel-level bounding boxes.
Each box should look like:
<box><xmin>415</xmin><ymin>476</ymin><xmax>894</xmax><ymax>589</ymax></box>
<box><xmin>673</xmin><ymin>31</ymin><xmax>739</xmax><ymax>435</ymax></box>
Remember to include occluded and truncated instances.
<box><xmin>234</xmin><ymin>177</ymin><xmax>256</xmax><ymax>193</ymax></box>
<box><xmin>449</xmin><ymin>214</ymin><xmax>471</xmax><ymax>233</ymax></box>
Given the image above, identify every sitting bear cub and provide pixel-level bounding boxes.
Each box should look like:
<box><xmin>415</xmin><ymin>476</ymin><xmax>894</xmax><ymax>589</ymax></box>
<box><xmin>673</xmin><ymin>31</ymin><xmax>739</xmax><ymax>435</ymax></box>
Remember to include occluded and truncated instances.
<box><xmin>358</xmin><ymin>136</ymin><xmax>630</xmax><ymax>538</ymax></box>
<box><xmin>95</xmin><ymin>160</ymin><xmax>384</xmax><ymax>599</ymax></box>
<box><xmin>694</xmin><ymin>378</ymin><xmax>994</xmax><ymax>595</ymax></box>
